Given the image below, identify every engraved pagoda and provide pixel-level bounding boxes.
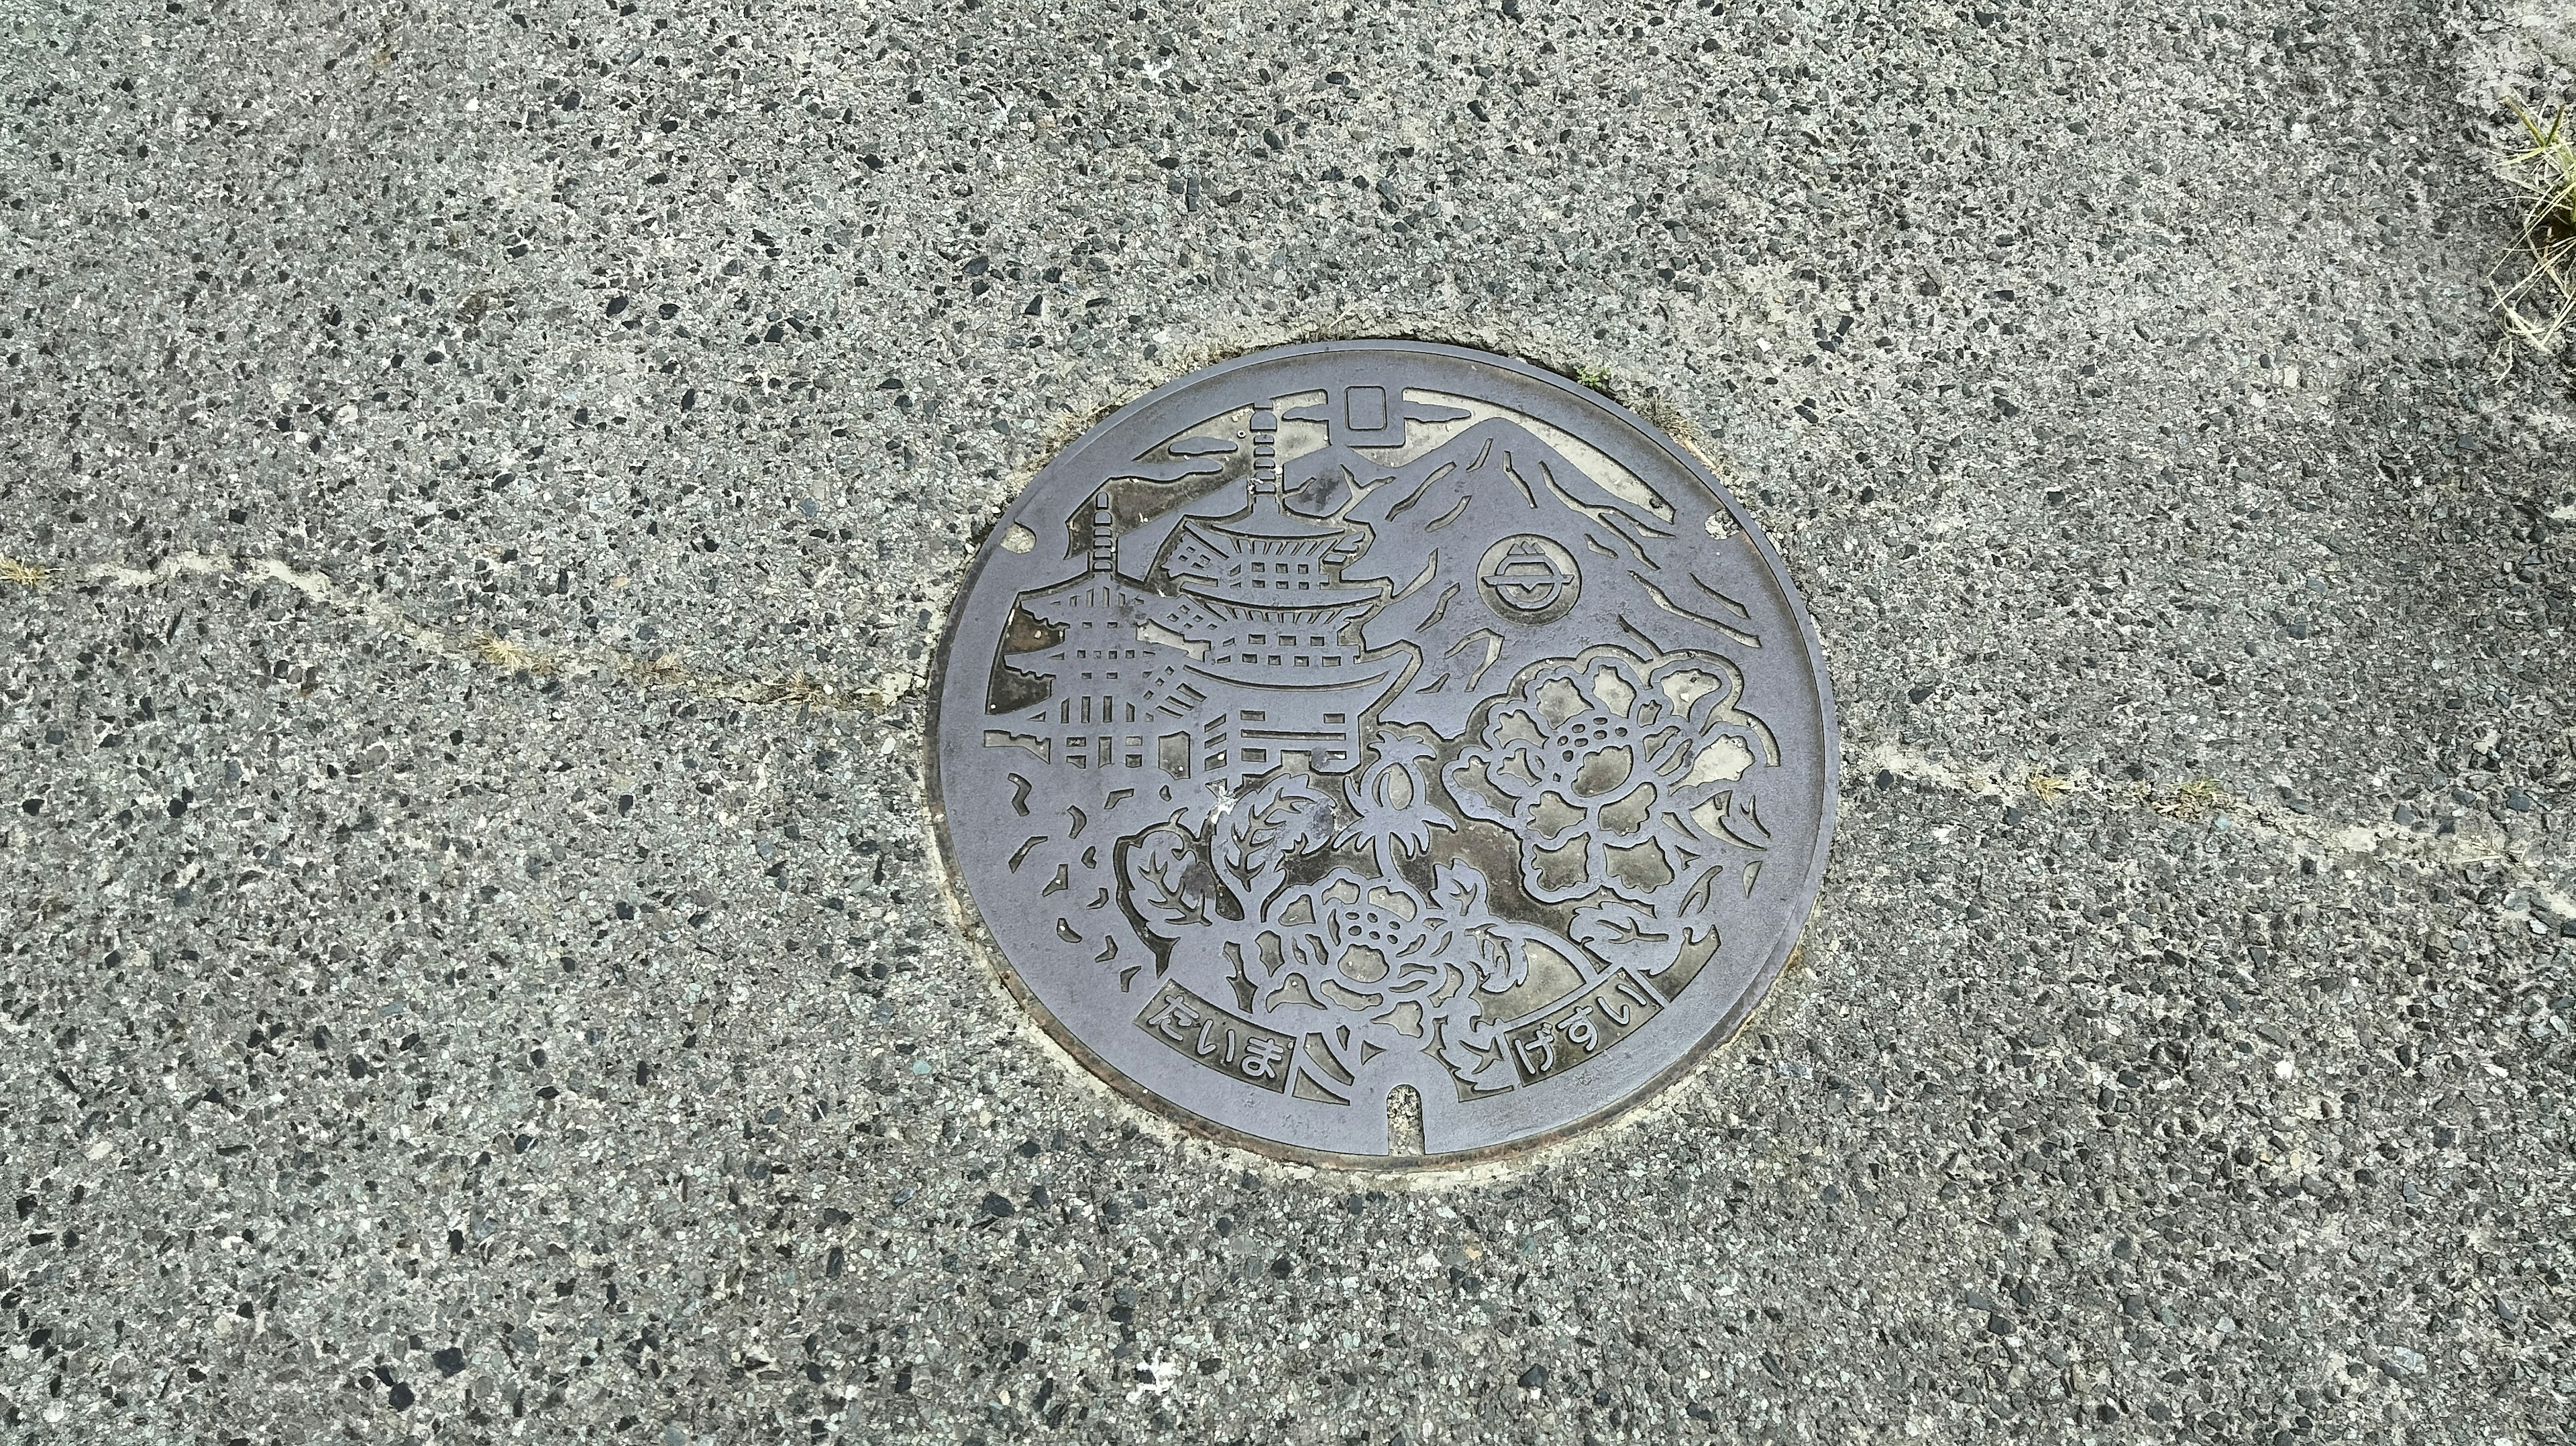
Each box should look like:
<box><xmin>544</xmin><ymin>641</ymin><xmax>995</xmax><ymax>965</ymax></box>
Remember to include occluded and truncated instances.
<box><xmin>992</xmin><ymin>402</ymin><xmax>1408</xmax><ymax>790</ymax></box>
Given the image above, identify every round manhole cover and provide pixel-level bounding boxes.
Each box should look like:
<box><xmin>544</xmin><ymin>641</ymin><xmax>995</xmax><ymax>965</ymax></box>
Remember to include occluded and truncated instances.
<box><xmin>929</xmin><ymin>341</ymin><xmax>1836</xmax><ymax>1165</ymax></box>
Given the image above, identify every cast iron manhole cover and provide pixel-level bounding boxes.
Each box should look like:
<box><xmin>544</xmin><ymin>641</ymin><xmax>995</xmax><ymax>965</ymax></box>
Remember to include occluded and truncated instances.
<box><xmin>929</xmin><ymin>341</ymin><xmax>1835</xmax><ymax>1165</ymax></box>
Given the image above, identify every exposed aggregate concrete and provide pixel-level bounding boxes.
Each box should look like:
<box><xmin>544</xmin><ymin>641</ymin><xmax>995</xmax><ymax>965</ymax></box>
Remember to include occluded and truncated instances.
<box><xmin>3</xmin><ymin>0</ymin><xmax>2573</xmax><ymax>1442</ymax></box>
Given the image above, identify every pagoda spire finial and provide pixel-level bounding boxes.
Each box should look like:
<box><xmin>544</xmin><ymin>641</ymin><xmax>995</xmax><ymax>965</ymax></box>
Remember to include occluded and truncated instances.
<box><xmin>1089</xmin><ymin>488</ymin><xmax>1115</xmax><ymax>574</ymax></box>
<box><xmin>1250</xmin><ymin>400</ymin><xmax>1279</xmax><ymax>498</ymax></box>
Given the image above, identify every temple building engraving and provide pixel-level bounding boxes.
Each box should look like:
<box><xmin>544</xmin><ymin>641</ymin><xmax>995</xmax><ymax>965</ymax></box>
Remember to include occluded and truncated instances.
<box><xmin>993</xmin><ymin>402</ymin><xmax>1409</xmax><ymax>790</ymax></box>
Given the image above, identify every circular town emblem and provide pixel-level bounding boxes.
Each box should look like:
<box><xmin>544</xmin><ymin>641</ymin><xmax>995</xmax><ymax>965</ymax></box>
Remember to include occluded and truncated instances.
<box><xmin>1477</xmin><ymin>534</ymin><xmax>1582</xmax><ymax>623</ymax></box>
<box><xmin>928</xmin><ymin>341</ymin><xmax>1836</xmax><ymax>1165</ymax></box>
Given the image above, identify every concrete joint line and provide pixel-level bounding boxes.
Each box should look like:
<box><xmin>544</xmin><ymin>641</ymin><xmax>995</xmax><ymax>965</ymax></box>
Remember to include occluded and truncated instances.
<box><xmin>1854</xmin><ymin>738</ymin><xmax>2569</xmax><ymax>900</ymax></box>
<box><xmin>3</xmin><ymin>549</ymin><xmax>921</xmax><ymax>714</ymax></box>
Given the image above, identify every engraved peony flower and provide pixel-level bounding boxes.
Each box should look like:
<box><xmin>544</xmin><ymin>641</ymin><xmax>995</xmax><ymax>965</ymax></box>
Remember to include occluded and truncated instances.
<box><xmin>1262</xmin><ymin>858</ymin><xmax>1535</xmax><ymax>1054</ymax></box>
<box><xmin>1275</xmin><ymin>867</ymin><xmax>1459</xmax><ymax>1013</ymax></box>
<box><xmin>1444</xmin><ymin>646</ymin><xmax>1774</xmax><ymax>917</ymax></box>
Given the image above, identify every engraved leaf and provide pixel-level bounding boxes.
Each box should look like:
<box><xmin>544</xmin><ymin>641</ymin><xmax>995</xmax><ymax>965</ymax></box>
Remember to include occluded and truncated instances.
<box><xmin>1213</xmin><ymin>774</ymin><xmax>1338</xmax><ymax>916</ymax></box>
<box><xmin>1433</xmin><ymin>859</ymin><xmax>1535</xmax><ymax>995</ymax></box>
<box><xmin>1121</xmin><ymin>824</ymin><xmax>1210</xmax><ymax>938</ymax></box>
<box><xmin>1570</xmin><ymin>899</ymin><xmax>1681</xmax><ymax>977</ymax></box>
<box><xmin>1432</xmin><ymin>857</ymin><xmax>1490</xmax><ymax>917</ymax></box>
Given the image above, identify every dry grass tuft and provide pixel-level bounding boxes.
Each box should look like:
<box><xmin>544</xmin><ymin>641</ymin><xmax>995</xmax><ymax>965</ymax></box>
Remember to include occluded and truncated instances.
<box><xmin>2493</xmin><ymin>100</ymin><xmax>2576</xmax><ymax>363</ymax></box>
<box><xmin>753</xmin><ymin>671</ymin><xmax>835</xmax><ymax>707</ymax></box>
<box><xmin>0</xmin><ymin>556</ymin><xmax>51</xmax><ymax>588</ymax></box>
<box><xmin>2027</xmin><ymin>773</ymin><xmax>2072</xmax><ymax>803</ymax></box>
<box><xmin>469</xmin><ymin>631</ymin><xmax>557</xmax><ymax>675</ymax></box>
<box><xmin>2153</xmin><ymin>777</ymin><xmax>2235</xmax><ymax>823</ymax></box>
<box><xmin>625</xmin><ymin>653</ymin><xmax>695</xmax><ymax>688</ymax></box>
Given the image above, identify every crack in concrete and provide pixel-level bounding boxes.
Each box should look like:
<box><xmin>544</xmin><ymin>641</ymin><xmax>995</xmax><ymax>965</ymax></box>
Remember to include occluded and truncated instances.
<box><xmin>9</xmin><ymin>551</ymin><xmax>2563</xmax><ymax>903</ymax></box>
<box><xmin>3</xmin><ymin>550</ymin><xmax>920</xmax><ymax>714</ymax></box>
<box><xmin>1854</xmin><ymin>738</ymin><xmax>2575</xmax><ymax>914</ymax></box>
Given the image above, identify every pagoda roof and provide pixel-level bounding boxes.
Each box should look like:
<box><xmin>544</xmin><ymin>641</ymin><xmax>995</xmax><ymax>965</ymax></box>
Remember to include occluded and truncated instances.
<box><xmin>1176</xmin><ymin>492</ymin><xmax>1352</xmax><ymax>549</ymax></box>
<box><xmin>1011</xmin><ymin>573</ymin><xmax>1149</xmax><ymax>628</ymax></box>
<box><xmin>1178</xmin><ymin>577</ymin><xmax>1379</xmax><ymax>605</ymax></box>
<box><xmin>1177</xmin><ymin>589</ymin><xmax>1380</xmax><ymax>623</ymax></box>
